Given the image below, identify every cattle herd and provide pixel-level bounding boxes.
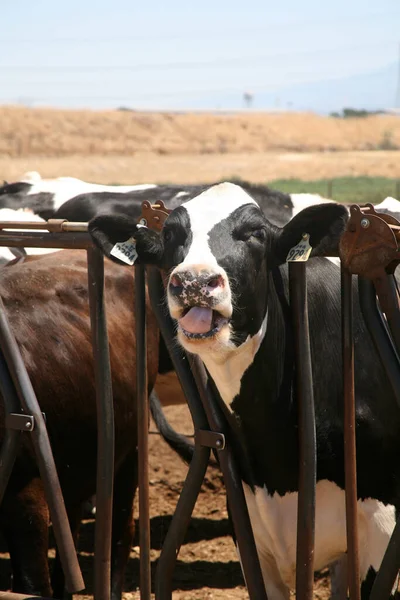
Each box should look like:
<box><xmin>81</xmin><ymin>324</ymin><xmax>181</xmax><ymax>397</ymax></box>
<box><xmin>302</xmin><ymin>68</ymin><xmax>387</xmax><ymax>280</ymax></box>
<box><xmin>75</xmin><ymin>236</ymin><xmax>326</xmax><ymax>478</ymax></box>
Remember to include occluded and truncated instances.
<box><xmin>0</xmin><ymin>171</ymin><xmax>400</xmax><ymax>599</ymax></box>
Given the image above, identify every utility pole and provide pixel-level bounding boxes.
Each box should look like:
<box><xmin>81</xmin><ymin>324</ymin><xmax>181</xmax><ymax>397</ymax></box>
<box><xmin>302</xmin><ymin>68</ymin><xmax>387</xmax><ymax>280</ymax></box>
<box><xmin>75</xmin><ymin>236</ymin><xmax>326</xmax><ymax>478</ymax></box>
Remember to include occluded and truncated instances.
<box><xmin>396</xmin><ymin>42</ymin><xmax>400</xmax><ymax>108</ymax></box>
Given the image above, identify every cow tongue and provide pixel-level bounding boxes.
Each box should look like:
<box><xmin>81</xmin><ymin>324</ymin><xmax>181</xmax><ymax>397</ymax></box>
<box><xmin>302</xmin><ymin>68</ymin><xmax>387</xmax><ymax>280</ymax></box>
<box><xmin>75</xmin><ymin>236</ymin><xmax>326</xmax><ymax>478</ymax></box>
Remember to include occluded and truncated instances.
<box><xmin>178</xmin><ymin>307</ymin><xmax>213</xmax><ymax>334</ymax></box>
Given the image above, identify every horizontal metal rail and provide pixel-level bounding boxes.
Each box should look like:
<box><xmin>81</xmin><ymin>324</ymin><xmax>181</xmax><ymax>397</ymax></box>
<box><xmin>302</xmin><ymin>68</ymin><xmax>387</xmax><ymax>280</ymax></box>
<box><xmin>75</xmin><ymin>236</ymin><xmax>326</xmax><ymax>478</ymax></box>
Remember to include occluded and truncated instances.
<box><xmin>0</xmin><ymin>220</ymin><xmax>89</xmax><ymax>232</ymax></box>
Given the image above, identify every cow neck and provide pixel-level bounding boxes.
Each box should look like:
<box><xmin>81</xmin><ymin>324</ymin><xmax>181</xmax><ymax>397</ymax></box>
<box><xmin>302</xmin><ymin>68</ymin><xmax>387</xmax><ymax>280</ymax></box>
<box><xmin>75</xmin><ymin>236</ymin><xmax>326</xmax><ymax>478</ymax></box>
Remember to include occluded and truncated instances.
<box><xmin>224</xmin><ymin>266</ymin><xmax>299</xmax><ymax>493</ymax></box>
<box><xmin>199</xmin><ymin>309</ymin><xmax>269</xmax><ymax>413</ymax></box>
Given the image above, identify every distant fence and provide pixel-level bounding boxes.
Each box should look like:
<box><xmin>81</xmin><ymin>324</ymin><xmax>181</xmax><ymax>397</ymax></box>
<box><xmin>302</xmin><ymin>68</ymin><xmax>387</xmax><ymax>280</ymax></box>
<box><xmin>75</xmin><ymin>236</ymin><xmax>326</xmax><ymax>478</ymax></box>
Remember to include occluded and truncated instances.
<box><xmin>267</xmin><ymin>178</ymin><xmax>400</xmax><ymax>205</ymax></box>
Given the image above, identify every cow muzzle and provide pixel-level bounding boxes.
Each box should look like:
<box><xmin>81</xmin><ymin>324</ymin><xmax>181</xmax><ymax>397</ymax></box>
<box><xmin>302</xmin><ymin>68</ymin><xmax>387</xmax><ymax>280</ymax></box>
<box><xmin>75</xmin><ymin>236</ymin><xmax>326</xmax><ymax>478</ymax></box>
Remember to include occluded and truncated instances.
<box><xmin>167</xmin><ymin>266</ymin><xmax>232</xmax><ymax>340</ymax></box>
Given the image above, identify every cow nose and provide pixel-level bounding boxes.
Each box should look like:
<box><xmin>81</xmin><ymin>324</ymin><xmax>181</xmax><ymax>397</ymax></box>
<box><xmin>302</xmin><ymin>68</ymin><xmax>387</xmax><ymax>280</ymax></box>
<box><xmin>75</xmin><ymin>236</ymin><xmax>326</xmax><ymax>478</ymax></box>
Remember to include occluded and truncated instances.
<box><xmin>169</xmin><ymin>271</ymin><xmax>224</xmax><ymax>297</ymax></box>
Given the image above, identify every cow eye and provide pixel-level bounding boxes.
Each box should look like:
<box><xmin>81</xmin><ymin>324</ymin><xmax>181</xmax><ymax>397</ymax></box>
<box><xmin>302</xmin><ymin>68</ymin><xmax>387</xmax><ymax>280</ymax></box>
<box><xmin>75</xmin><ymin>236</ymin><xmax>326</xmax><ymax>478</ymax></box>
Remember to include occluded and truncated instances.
<box><xmin>251</xmin><ymin>229</ymin><xmax>266</xmax><ymax>241</ymax></box>
<box><xmin>236</xmin><ymin>228</ymin><xmax>266</xmax><ymax>242</ymax></box>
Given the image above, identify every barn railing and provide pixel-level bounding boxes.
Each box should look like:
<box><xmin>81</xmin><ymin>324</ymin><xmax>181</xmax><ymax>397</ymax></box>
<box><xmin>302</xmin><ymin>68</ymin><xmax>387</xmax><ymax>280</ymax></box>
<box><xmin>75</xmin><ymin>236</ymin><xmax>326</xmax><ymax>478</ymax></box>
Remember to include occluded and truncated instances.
<box><xmin>0</xmin><ymin>201</ymin><xmax>399</xmax><ymax>600</ymax></box>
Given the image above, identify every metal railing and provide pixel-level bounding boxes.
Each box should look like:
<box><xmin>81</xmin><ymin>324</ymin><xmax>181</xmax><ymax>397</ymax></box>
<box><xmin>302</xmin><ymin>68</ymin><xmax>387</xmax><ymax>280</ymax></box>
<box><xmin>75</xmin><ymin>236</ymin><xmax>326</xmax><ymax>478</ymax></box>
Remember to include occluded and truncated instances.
<box><xmin>0</xmin><ymin>202</ymin><xmax>399</xmax><ymax>600</ymax></box>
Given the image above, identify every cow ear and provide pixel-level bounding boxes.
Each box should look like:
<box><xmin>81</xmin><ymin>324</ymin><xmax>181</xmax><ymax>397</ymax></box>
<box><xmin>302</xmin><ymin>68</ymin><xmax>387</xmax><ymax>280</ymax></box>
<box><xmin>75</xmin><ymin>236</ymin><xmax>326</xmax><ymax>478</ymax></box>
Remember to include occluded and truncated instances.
<box><xmin>273</xmin><ymin>203</ymin><xmax>348</xmax><ymax>265</ymax></box>
<box><xmin>88</xmin><ymin>214</ymin><xmax>163</xmax><ymax>266</ymax></box>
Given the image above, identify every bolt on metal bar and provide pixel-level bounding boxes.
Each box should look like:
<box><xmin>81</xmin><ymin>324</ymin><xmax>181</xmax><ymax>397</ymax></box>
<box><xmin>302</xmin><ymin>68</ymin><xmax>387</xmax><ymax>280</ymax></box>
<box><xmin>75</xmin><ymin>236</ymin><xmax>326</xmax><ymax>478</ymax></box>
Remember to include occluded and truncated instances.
<box><xmin>288</xmin><ymin>262</ymin><xmax>316</xmax><ymax>600</ymax></box>
<box><xmin>0</xmin><ymin>295</ymin><xmax>84</xmax><ymax>593</ymax></box>
<box><xmin>87</xmin><ymin>248</ymin><xmax>115</xmax><ymax>600</ymax></box>
<box><xmin>134</xmin><ymin>265</ymin><xmax>151</xmax><ymax>600</ymax></box>
<box><xmin>0</xmin><ymin>351</ymin><xmax>22</xmax><ymax>506</ymax></box>
<box><xmin>341</xmin><ymin>266</ymin><xmax>360</xmax><ymax>600</ymax></box>
<box><xmin>147</xmin><ymin>268</ymin><xmax>211</xmax><ymax>600</ymax></box>
<box><xmin>358</xmin><ymin>277</ymin><xmax>400</xmax><ymax>599</ymax></box>
<box><xmin>190</xmin><ymin>356</ymin><xmax>269</xmax><ymax>600</ymax></box>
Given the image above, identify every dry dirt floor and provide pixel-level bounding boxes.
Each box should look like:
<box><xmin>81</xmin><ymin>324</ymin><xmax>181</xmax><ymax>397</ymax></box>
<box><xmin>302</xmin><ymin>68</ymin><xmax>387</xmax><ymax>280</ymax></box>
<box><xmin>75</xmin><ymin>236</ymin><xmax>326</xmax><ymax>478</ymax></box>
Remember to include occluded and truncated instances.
<box><xmin>0</xmin><ymin>404</ymin><xmax>331</xmax><ymax>600</ymax></box>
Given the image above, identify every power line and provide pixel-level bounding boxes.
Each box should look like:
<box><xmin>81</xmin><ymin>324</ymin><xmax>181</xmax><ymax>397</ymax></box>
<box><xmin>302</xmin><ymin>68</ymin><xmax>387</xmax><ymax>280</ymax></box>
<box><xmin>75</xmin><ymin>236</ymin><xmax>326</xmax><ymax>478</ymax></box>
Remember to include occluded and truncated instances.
<box><xmin>396</xmin><ymin>42</ymin><xmax>400</xmax><ymax>108</ymax></box>
<box><xmin>0</xmin><ymin>41</ymin><xmax>396</xmax><ymax>73</ymax></box>
<box><xmin>0</xmin><ymin>11</ymin><xmax>397</xmax><ymax>44</ymax></box>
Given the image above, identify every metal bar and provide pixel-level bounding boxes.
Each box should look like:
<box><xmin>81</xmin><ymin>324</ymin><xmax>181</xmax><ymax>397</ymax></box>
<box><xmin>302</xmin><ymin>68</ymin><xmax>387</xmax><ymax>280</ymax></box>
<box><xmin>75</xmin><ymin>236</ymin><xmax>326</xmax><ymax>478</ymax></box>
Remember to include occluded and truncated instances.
<box><xmin>190</xmin><ymin>357</ymin><xmax>269</xmax><ymax>600</ymax></box>
<box><xmin>377</xmin><ymin>273</ymin><xmax>400</xmax><ymax>356</ymax></box>
<box><xmin>0</xmin><ymin>593</ymin><xmax>54</xmax><ymax>600</ymax></box>
<box><xmin>370</xmin><ymin>518</ymin><xmax>400</xmax><ymax>600</ymax></box>
<box><xmin>154</xmin><ymin>443</ymin><xmax>210</xmax><ymax>600</ymax></box>
<box><xmin>0</xmin><ymin>296</ymin><xmax>84</xmax><ymax>593</ymax></box>
<box><xmin>358</xmin><ymin>277</ymin><xmax>400</xmax><ymax>408</ymax></box>
<box><xmin>0</xmin><ymin>221</ymin><xmax>89</xmax><ymax>232</ymax></box>
<box><xmin>330</xmin><ymin>556</ymin><xmax>348</xmax><ymax>600</ymax></box>
<box><xmin>288</xmin><ymin>262</ymin><xmax>316</xmax><ymax>600</ymax></box>
<box><xmin>147</xmin><ymin>267</ymin><xmax>212</xmax><ymax>599</ymax></box>
<box><xmin>148</xmin><ymin>267</ymin><xmax>267</xmax><ymax>598</ymax></box>
<box><xmin>146</xmin><ymin>268</ymin><xmax>209</xmax><ymax>431</ymax></box>
<box><xmin>87</xmin><ymin>248</ymin><xmax>115</xmax><ymax>600</ymax></box>
<box><xmin>341</xmin><ymin>266</ymin><xmax>360</xmax><ymax>600</ymax></box>
<box><xmin>134</xmin><ymin>265</ymin><xmax>151</xmax><ymax>600</ymax></box>
<box><xmin>0</xmin><ymin>231</ymin><xmax>93</xmax><ymax>249</ymax></box>
<box><xmin>0</xmin><ymin>351</ymin><xmax>22</xmax><ymax>505</ymax></box>
<box><xmin>358</xmin><ymin>276</ymin><xmax>400</xmax><ymax>599</ymax></box>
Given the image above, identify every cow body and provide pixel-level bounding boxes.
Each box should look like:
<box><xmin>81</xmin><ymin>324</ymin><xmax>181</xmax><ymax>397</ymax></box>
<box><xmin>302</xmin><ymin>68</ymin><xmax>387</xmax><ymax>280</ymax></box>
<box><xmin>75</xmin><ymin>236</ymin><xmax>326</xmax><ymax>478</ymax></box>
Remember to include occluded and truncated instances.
<box><xmin>0</xmin><ymin>250</ymin><xmax>160</xmax><ymax>598</ymax></box>
<box><xmin>0</xmin><ymin>174</ymin><xmax>156</xmax><ymax>219</ymax></box>
<box><xmin>89</xmin><ymin>182</ymin><xmax>400</xmax><ymax>598</ymax></box>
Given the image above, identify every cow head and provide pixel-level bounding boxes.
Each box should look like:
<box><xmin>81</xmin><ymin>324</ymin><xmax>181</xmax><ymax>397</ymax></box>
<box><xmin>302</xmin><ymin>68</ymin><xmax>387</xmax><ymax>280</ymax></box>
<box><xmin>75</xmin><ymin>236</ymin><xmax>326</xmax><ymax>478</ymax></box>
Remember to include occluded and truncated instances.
<box><xmin>89</xmin><ymin>182</ymin><xmax>347</xmax><ymax>359</ymax></box>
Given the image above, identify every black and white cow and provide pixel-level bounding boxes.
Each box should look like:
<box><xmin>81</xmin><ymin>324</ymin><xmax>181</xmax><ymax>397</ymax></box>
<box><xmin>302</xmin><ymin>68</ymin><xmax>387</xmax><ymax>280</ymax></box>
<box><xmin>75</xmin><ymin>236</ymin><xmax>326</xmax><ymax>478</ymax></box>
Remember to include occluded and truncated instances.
<box><xmin>0</xmin><ymin>173</ymin><xmax>156</xmax><ymax>219</ymax></box>
<box><xmin>51</xmin><ymin>180</ymin><xmax>295</xmax><ymax>225</ymax></box>
<box><xmin>89</xmin><ymin>181</ymin><xmax>400</xmax><ymax>599</ymax></box>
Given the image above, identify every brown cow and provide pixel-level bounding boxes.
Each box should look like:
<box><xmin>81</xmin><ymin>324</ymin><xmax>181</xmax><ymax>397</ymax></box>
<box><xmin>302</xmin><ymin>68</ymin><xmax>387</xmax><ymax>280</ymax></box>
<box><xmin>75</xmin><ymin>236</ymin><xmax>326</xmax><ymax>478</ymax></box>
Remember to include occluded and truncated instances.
<box><xmin>0</xmin><ymin>249</ymin><xmax>162</xmax><ymax>599</ymax></box>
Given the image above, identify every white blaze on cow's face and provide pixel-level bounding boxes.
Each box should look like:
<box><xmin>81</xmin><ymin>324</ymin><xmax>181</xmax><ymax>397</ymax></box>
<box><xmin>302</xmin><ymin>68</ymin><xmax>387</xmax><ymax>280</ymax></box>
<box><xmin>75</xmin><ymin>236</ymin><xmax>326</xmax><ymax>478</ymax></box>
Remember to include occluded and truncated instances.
<box><xmin>163</xmin><ymin>182</ymin><xmax>269</xmax><ymax>355</ymax></box>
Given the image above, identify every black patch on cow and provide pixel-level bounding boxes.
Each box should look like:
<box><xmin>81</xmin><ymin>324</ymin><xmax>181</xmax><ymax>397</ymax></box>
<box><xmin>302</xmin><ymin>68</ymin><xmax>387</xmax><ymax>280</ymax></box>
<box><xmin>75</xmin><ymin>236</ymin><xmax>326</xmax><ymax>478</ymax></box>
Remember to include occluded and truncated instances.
<box><xmin>160</xmin><ymin>207</ymin><xmax>192</xmax><ymax>272</ymax></box>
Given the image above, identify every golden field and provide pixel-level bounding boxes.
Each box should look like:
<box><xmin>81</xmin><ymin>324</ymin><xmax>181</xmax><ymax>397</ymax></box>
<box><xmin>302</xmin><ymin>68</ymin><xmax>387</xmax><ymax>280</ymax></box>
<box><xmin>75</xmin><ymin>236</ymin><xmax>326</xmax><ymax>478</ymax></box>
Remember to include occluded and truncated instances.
<box><xmin>0</xmin><ymin>106</ymin><xmax>400</xmax><ymax>183</ymax></box>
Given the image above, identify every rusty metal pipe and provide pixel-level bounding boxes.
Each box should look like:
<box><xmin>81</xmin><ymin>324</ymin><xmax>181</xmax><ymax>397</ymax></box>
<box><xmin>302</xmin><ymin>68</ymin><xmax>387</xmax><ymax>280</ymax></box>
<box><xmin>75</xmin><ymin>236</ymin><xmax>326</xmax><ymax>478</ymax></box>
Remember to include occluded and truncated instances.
<box><xmin>87</xmin><ymin>248</ymin><xmax>115</xmax><ymax>600</ymax></box>
<box><xmin>146</xmin><ymin>268</ymin><xmax>209</xmax><ymax>429</ymax></box>
<box><xmin>0</xmin><ymin>593</ymin><xmax>54</xmax><ymax>600</ymax></box>
<box><xmin>147</xmin><ymin>267</ymin><xmax>211</xmax><ymax>599</ymax></box>
<box><xmin>341</xmin><ymin>266</ymin><xmax>360</xmax><ymax>600</ymax></box>
<box><xmin>358</xmin><ymin>277</ymin><xmax>400</xmax><ymax>408</ymax></box>
<box><xmin>0</xmin><ymin>352</ymin><xmax>21</xmax><ymax>505</ymax></box>
<box><xmin>134</xmin><ymin>265</ymin><xmax>151</xmax><ymax>600</ymax></box>
<box><xmin>370</xmin><ymin>517</ymin><xmax>400</xmax><ymax>600</ymax></box>
<box><xmin>154</xmin><ymin>443</ymin><xmax>210</xmax><ymax>600</ymax></box>
<box><xmin>190</xmin><ymin>357</ymin><xmax>269</xmax><ymax>600</ymax></box>
<box><xmin>0</xmin><ymin>231</ymin><xmax>93</xmax><ymax>249</ymax></box>
<box><xmin>0</xmin><ymin>296</ymin><xmax>84</xmax><ymax>593</ymax></box>
<box><xmin>358</xmin><ymin>276</ymin><xmax>400</xmax><ymax>599</ymax></box>
<box><xmin>378</xmin><ymin>274</ymin><xmax>400</xmax><ymax>356</ymax></box>
<box><xmin>0</xmin><ymin>220</ymin><xmax>89</xmax><ymax>232</ymax></box>
<box><xmin>288</xmin><ymin>262</ymin><xmax>316</xmax><ymax>600</ymax></box>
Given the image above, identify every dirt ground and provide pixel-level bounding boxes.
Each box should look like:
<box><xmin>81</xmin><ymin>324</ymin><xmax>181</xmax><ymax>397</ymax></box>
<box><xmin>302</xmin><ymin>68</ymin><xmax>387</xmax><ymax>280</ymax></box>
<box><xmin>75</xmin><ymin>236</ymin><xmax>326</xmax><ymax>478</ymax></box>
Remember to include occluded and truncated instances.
<box><xmin>0</xmin><ymin>397</ymin><xmax>331</xmax><ymax>599</ymax></box>
<box><xmin>64</xmin><ymin>404</ymin><xmax>330</xmax><ymax>600</ymax></box>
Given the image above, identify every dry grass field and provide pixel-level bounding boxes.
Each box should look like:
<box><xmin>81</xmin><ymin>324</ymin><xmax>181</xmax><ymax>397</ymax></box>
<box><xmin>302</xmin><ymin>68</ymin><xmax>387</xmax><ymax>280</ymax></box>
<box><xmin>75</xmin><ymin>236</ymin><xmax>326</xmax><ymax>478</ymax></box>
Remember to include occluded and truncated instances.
<box><xmin>1</xmin><ymin>106</ymin><xmax>400</xmax><ymax>186</ymax></box>
<box><xmin>1</xmin><ymin>106</ymin><xmax>400</xmax><ymax>157</ymax></box>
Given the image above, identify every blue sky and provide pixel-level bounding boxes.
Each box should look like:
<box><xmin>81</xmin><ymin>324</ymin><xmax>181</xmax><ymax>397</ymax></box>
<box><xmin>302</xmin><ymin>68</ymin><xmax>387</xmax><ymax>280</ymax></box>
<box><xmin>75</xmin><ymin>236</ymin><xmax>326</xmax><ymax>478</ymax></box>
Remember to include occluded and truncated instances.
<box><xmin>1</xmin><ymin>0</ymin><xmax>399</xmax><ymax>111</ymax></box>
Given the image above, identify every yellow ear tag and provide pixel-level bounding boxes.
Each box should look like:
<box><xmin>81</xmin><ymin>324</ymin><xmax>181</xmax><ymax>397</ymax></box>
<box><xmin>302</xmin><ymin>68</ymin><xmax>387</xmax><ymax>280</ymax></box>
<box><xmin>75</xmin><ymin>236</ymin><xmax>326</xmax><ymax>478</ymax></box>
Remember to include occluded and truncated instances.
<box><xmin>286</xmin><ymin>233</ymin><xmax>312</xmax><ymax>262</ymax></box>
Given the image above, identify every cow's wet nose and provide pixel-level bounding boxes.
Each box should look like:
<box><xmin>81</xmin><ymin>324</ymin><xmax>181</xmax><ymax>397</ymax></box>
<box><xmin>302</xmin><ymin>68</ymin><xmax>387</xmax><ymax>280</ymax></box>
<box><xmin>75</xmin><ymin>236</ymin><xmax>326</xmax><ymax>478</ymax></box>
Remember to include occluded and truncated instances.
<box><xmin>169</xmin><ymin>271</ymin><xmax>224</xmax><ymax>297</ymax></box>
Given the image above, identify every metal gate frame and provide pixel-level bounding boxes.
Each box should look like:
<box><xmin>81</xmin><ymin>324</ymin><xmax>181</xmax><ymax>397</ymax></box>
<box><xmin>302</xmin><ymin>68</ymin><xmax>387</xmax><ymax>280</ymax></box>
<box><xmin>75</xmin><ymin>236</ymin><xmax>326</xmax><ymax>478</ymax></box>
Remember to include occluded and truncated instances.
<box><xmin>0</xmin><ymin>202</ymin><xmax>399</xmax><ymax>600</ymax></box>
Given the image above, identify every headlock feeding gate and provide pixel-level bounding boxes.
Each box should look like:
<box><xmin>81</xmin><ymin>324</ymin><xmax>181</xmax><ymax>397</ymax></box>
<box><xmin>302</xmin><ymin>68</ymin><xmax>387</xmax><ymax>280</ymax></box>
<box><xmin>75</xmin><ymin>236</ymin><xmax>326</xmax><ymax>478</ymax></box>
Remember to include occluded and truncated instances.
<box><xmin>0</xmin><ymin>201</ymin><xmax>398</xmax><ymax>599</ymax></box>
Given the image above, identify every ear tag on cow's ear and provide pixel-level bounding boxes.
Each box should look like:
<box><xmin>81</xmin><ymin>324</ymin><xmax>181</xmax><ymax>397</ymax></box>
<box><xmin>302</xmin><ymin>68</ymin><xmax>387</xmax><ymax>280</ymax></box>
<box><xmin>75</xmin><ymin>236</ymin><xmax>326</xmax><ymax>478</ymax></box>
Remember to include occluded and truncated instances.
<box><xmin>286</xmin><ymin>233</ymin><xmax>312</xmax><ymax>262</ymax></box>
<box><xmin>110</xmin><ymin>237</ymin><xmax>138</xmax><ymax>265</ymax></box>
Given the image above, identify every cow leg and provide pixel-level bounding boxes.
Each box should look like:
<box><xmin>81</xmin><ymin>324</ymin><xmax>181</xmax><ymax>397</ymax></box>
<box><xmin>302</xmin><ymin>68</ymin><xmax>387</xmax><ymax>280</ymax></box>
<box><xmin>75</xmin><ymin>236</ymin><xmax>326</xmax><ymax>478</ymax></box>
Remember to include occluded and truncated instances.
<box><xmin>51</xmin><ymin>501</ymin><xmax>83</xmax><ymax>600</ymax></box>
<box><xmin>0</xmin><ymin>477</ymin><xmax>52</xmax><ymax>596</ymax></box>
<box><xmin>111</xmin><ymin>448</ymin><xmax>138</xmax><ymax>600</ymax></box>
